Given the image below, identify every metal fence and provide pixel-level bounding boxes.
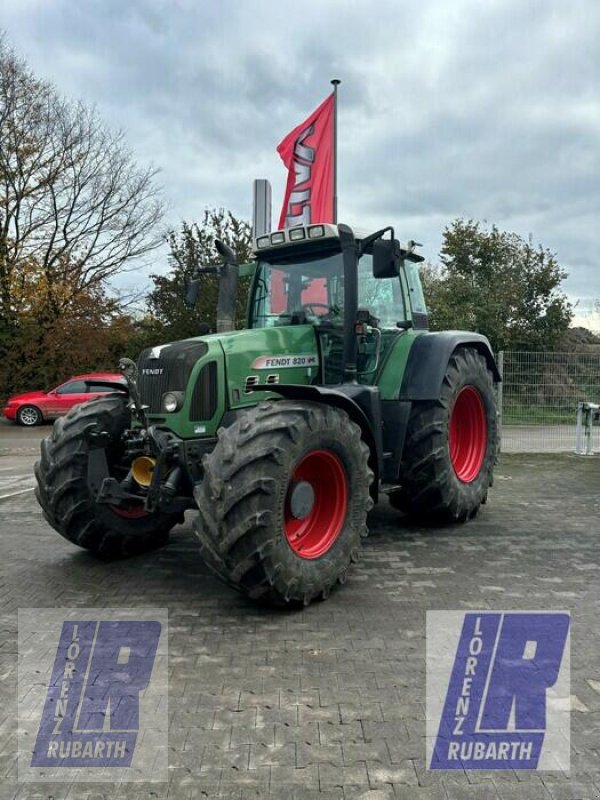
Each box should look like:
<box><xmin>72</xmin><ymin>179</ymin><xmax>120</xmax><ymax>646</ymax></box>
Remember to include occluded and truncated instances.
<box><xmin>497</xmin><ymin>351</ymin><xmax>600</xmax><ymax>453</ymax></box>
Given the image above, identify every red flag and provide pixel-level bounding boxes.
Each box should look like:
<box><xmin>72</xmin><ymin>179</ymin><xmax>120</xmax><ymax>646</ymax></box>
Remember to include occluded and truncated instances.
<box><xmin>277</xmin><ymin>93</ymin><xmax>334</xmax><ymax>229</ymax></box>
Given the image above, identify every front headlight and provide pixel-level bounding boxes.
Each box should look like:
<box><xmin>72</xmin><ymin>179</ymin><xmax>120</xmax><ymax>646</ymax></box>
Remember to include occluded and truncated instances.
<box><xmin>162</xmin><ymin>392</ymin><xmax>183</xmax><ymax>413</ymax></box>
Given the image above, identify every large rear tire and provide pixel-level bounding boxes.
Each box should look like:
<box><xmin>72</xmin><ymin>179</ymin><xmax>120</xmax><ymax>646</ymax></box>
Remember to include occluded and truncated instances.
<box><xmin>34</xmin><ymin>395</ymin><xmax>181</xmax><ymax>558</ymax></box>
<box><xmin>194</xmin><ymin>400</ymin><xmax>373</xmax><ymax>606</ymax></box>
<box><xmin>390</xmin><ymin>347</ymin><xmax>497</xmax><ymax>522</ymax></box>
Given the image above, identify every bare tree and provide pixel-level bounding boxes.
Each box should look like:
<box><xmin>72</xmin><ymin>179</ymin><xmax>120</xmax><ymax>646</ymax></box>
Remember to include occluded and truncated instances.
<box><xmin>0</xmin><ymin>36</ymin><xmax>163</xmax><ymax>323</ymax></box>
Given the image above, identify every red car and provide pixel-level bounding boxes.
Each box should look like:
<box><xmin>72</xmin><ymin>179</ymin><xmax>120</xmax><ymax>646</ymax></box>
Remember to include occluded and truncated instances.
<box><xmin>2</xmin><ymin>373</ymin><xmax>127</xmax><ymax>426</ymax></box>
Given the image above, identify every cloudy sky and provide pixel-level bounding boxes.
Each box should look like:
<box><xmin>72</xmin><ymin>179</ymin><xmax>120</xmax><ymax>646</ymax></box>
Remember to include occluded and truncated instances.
<box><xmin>3</xmin><ymin>0</ymin><xmax>599</xmax><ymax>326</ymax></box>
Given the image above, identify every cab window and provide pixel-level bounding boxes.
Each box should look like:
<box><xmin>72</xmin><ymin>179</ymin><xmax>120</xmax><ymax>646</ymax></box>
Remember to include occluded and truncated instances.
<box><xmin>404</xmin><ymin>261</ymin><xmax>428</xmax><ymax>315</ymax></box>
<box><xmin>251</xmin><ymin>251</ymin><xmax>344</xmax><ymax>328</ymax></box>
<box><xmin>358</xmin><ymin>255</ymin><xmax>406</xmax><ymax>329</ymax></box>
<box><xmin>86</xmin><ymin>382</ymin><xmax>125</xmax><ymax>393</ymax></box>
<box><xmin>55</xmin><ymin>380</ymin><xmax>87</xmax><ymax>395</ymax></box>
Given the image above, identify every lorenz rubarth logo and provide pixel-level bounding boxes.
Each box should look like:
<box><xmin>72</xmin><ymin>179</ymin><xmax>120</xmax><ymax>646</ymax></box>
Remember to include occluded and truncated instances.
<box><xmin>18</xmin><ymin>609</ymin><xmax>167</xmax><ymax>783</ymax></box>
<box><xmin>427</xmin><ymin>611</ymin><xmax>570</xmax><ymax>771</ymax></box>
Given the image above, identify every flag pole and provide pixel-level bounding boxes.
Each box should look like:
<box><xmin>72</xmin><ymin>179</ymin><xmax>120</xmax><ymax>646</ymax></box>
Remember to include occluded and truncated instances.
<box><xmin>331</xmin><ymin>79</ymin><xmax>340</xmax><ymax>224</ymax></box>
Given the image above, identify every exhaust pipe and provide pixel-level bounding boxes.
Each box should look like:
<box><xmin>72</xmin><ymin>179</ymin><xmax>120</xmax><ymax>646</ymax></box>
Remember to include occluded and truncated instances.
<box><xmin>182</xmin><ymin>238</ymin><xmax>238</xmax><ymax>332</ymax></box>
<box><xmin>215</xmin><ymin>240</ymin><xmax>238</xmax><ymax>333</ymax></box>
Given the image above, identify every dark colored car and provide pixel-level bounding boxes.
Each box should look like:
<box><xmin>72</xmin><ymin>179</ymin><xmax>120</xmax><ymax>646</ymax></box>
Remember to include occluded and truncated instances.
<box><xmin>2</xmin><ymin>373</ymin><xmax>127</xmax><ymax>426</ymax></box>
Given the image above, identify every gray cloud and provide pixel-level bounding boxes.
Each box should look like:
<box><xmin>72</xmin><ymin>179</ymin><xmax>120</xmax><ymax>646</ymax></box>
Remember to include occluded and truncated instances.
<box><xmin>3</xmin><ymin>0</ymin><xmax>599</xmax><ymax>314</ymax></box>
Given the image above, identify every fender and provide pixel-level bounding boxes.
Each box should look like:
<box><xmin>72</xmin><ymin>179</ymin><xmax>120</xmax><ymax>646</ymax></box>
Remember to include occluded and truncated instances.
<box><xmin>248</xmin><ymin>383</ymin><xmax>381</xmax><ymax>499</ymax></box>
<box><xmin>399</xmin><ymin>332</ymin><xmax>501</xmax><ymax>401</ymax></box>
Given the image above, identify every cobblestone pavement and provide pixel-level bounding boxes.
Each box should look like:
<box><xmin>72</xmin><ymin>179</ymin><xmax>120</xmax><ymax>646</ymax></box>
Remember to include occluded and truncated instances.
<box><xmin>1</xmin><ymin>447</ymin><xmax>599</xmax><ymax>800</ymax></box>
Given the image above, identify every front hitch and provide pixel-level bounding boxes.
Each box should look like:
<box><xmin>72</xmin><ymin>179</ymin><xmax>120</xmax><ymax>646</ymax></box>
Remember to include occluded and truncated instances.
<box><xmin>87</xmin><ymin>424</ymin><xmax>192</xmax><ymax>515</ymax></box>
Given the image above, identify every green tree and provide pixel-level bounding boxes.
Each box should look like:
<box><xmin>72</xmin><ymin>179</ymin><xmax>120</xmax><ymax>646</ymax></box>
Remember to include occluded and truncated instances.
<box><xmin>0</xmin><ymin>285</ymin><xmax>142</xmax><ymax>398</ymax></box>
<box><xmin>147</xmin><ymin>209</ymin><xmax>253</xmax><ymax>341</ymax></box>
<box><xmin>424</xmin><ymin>219</ymin><xmax>573</xmax><ymax>351</ymax></box>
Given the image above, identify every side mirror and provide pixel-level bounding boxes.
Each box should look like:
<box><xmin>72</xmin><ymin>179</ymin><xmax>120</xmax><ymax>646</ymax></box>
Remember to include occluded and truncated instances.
<box><xmin>215</xmin><ymin>239</ymin><xmax>237</xmax><ymax>265</ymax></box>
<box><xmin>372</xmin><ymin>238</ymin><xmax>401</xmax><ymax>278</ymax></box>
<box><xmin>183</xmin><ymin>262</ymin><xmax>221</xmax><ymax>307</ymax></box>
<box><xmin>238</xmin><ymin>262</ymin><xmax>257</xmax><ymax>279</ymax></box>
<box><xmin>184</xmin><ymin>278</ymin><xmax>200</xmax><ymax>307</ymax></box>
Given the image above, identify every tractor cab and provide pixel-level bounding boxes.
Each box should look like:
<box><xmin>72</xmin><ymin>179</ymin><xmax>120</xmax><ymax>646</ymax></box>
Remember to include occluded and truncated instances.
<box><xmin>249</xmin><ymin>223</ymin><xmax>425</xmax><ymax>384</ymax></box>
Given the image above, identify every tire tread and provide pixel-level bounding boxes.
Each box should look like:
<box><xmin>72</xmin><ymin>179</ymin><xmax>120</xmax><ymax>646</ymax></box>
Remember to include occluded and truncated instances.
<box><xmin>392</xmin><ymin>347</ymin><xmax>497</xmax><ymax>523</ymax></box>
<box><xmin>194</xmin><ymin>400</ymin><xmax>373</xmax><ymax>606</ymax></box>
<box><xmin>35</xmin><ymin>396</ymin><xmax>178</xmax><ymax>558</ymax></box>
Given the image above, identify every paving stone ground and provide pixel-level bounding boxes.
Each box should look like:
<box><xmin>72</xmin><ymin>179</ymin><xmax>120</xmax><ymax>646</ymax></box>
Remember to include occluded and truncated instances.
<box><xmin>0</xmin><ymin>438</ymin><xmax>599</xmax><ymax>799</ymax></box>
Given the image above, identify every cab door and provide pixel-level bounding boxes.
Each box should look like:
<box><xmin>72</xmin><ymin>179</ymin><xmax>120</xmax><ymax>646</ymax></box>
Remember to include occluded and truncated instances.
<box><xmin>356</xmin><ymin>255</ymin><xmax>409</xmax><ymax>383</ymax></box>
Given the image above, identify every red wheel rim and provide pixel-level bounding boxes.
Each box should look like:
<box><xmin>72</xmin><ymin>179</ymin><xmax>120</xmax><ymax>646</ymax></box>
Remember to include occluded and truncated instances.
<box><xmin>449</xmin><ymin>386</ymin><xmax>488</xmax><ymax>483</ymax></box>
<box><xmin>284</xmin><ymin>450</ymin><xmax>348</xmax><ymax>560</ymax></box>
<box><xmin>109</xmin><ymin>504</ymin><xmax>148</xmax><ymax>519</ymax></box>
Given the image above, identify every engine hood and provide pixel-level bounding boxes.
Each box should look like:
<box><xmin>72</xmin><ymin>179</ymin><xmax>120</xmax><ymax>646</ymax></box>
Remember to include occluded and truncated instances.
<box><xmin>216</xmin><ymin>324</ymin><xmax>320</xmax><ymax>410</ymax></box>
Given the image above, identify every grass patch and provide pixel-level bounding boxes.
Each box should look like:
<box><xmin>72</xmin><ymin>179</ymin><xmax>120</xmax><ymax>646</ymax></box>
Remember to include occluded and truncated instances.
<box><xmin>502</xmin><ymin>405</ymin><xmax>575</xmax><ymax>425</ymax></box>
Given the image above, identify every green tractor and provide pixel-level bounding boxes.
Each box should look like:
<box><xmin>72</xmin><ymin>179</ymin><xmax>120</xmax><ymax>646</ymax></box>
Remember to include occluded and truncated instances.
<box><xmin>35</xmin><ymin>223</ymin><xmax>499</xmax><ymax>605</ymax></box>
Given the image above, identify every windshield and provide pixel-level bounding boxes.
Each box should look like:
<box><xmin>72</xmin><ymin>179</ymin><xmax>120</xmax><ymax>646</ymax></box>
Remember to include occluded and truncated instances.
<box><xmin>251</xmin><ymin>252</ymin><xmax>406</xmax><ymax>329</ymax></box>
<box><xmin>251</xmin><ymin>251</ymin><xmax>344</xmax><ymax>328</ymax></box>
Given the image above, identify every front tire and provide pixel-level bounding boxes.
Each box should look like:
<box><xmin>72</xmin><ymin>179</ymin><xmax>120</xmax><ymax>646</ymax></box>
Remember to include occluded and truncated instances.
<box><xmin>18</xmin><ymin>405</ymin><xmax>42</xmax><ymax>426</ymax></box>
<box><xmin>194</xmin><ymin>400</ymin><xmax>373</xmax><ymax>606</ymax></box>
<box><xmin>391</xmin><ymin>347</ymin><xmax>497</xmax><ymax>522</ymax></box>
<box><xmin>34</xmin><ymin>395</ymin><xmax>181</xmax><ymax>558</ymax></box>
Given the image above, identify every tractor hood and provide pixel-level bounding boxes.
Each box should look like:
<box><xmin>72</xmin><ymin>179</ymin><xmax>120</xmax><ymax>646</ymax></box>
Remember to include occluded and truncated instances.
<box><xmin>138</xmin><ymin>325</ymin><xmax>320</xmax><ymax>439</ymax></box>
<box><xmin>214</xmin><ymin>324</ymin><xmax>319</xmax><ymax>410</ymax></box>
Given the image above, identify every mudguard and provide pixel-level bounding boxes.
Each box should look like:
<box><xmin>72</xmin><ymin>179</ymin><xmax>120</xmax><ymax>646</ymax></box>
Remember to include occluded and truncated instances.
<box><xmin>399</xmin><ymin>332</ymin><xmax>500</xmax><ymax>401</ymax></box>
<box><xmin>249</xmin><ymin>383</ymin><xmax>381</xmax><ymax>499</ymax></box>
